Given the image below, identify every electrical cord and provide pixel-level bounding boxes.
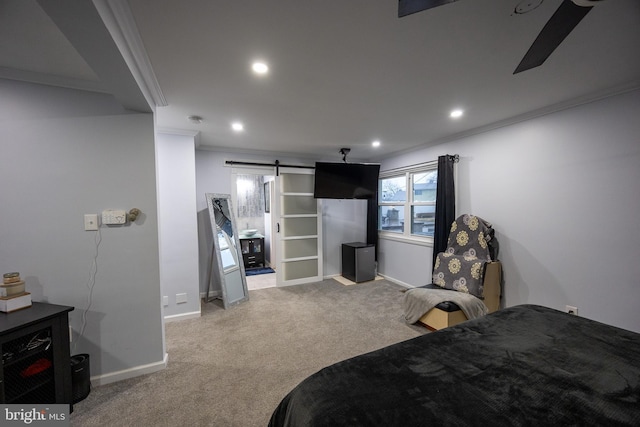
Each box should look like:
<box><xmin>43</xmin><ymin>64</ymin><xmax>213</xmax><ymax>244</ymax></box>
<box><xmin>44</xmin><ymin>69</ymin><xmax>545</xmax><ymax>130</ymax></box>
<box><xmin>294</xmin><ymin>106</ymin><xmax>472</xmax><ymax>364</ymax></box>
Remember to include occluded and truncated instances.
<box><xmin>72</xmin><ymin>225</ymin><xmax>101</xmax><ymax>354</ymax></box>
<box><xmin>26</xmin><ymin>331</ymin><xmax>51</xmax><ymax>351</ymax></box>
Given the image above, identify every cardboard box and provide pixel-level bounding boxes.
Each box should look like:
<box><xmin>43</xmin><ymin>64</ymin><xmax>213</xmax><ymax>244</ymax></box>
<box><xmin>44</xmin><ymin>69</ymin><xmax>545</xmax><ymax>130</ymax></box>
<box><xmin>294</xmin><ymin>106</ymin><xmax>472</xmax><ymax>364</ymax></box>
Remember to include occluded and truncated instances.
<box><xmin>0</xmin><ymin>292</ymin><xmax>32</xmax><ymax>313</ymax></box>
<box><xmin>418</xmin><ymin>261</ymin><xmax>502</xmax><ymax>330</ymax></box>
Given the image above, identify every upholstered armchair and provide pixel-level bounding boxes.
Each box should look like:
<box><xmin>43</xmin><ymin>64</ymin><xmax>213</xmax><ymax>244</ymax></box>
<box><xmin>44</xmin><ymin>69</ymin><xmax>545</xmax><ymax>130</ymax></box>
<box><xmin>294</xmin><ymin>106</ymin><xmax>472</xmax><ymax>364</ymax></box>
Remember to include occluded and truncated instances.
<box><xmin>404</xmin><ymin>214</ymin><xmax>502</xmax><ymax>330</ymax></box>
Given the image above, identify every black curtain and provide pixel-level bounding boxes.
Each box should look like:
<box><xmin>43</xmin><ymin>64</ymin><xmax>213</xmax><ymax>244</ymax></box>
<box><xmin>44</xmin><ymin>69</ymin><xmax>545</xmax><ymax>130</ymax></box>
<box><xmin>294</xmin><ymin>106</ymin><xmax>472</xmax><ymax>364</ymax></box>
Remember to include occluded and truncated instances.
<box><xmin>432</xmin><ymin>154</ymin><xmax>457</xmax><ymax>272</ymax></box>
<box><xmin>367</xmin><ymin>197</ymin><xmax>378</xmax><ymax>260</ymax></box>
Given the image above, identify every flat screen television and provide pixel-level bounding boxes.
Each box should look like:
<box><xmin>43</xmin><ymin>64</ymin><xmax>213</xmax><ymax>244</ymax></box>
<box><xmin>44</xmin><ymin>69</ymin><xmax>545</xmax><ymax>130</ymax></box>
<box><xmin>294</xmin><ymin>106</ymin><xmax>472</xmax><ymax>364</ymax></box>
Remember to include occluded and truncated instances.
<box><xmin>313</xmin><ymin>162</ymin><xmax>380</xmax><ymax>199</ymax></box>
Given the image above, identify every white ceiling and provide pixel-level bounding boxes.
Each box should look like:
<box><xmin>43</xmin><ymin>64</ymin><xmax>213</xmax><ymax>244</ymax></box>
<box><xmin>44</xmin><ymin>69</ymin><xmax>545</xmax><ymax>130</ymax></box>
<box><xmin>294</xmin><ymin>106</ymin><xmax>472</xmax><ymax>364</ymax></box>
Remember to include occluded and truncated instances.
<box><xmin>2</xmin><ymin>0</ymin><xmax>639</xmax><ymax>161</ymax></box>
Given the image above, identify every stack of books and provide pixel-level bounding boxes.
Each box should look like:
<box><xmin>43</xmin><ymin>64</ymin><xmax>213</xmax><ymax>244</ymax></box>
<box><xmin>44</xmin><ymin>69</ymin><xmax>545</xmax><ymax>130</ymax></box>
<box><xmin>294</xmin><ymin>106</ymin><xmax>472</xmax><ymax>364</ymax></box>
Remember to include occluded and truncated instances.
<box><xmin>1</xmin><ymin>272</ymin><xmax>32</xmax><ymax>313</ymax></box>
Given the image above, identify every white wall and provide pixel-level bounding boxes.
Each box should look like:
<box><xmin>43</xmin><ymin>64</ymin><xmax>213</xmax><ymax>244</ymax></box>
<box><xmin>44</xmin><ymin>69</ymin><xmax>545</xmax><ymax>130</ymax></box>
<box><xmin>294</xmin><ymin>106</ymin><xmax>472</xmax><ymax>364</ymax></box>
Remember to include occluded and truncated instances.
<box><xmin>0</xmin><ymin>79</ymin><xmax>165</xmax><ymax>382</ymax></box>
<box><xmin>156</xmin><ymin>132</ymin><xmax>200</xmax><ymax>320</ymax></box>
<box><xmin>321</xmin><ymin>199</ymin><xmax>369</xmax><ymax>275</ymax></box>
<box><xmin>378</xmin><ymin>89</ymin><xmax>640</xmax><ymax>333</ymax></box>
<box><xmin>0</xmin><ymin>78</ymin><xmax>132</xmax><ymax>119</ymax></box>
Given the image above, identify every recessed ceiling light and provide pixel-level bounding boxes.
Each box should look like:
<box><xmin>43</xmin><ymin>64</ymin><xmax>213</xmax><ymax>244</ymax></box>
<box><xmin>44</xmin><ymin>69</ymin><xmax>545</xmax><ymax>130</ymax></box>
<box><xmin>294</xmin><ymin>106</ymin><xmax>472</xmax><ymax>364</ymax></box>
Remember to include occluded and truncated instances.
<box><xmin>372</xmin><ymin>140</ymin><xmax>381</xmax><ymax>148</ymax></box>
<box><xmin>251</xmin><ymin>61</ymin><xmax>269</xmax><ymax>75</ymax></box>
<box><xmin>231</xmin><ymin>121</ymin><xmax>244</xmax><ymax>132</ymax></box>
<box><xmin>450</xmin><ymin>109</ymin><xmax>464</xmax><ymax>119</ymax></box>
<box><xmin>187</xmin><ymin>115</ymin><xmax>203</xmax><ymax>124</ymax></box>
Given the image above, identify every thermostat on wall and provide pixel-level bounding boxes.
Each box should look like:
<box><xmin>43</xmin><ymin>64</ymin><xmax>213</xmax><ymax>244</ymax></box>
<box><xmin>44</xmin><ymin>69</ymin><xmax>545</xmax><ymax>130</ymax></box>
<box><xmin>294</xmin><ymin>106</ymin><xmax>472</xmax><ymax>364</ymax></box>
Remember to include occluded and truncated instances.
<box><xmin>102</xmin><ymin>209</ymin><xmax>127</xmax><ymax>225</ymax></box>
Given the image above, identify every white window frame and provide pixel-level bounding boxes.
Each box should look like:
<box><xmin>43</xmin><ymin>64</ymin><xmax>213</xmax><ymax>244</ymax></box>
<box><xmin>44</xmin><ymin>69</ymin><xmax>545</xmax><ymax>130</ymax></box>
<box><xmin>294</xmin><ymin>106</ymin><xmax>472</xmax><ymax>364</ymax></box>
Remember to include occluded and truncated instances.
<box><xmin>378</xmin><ymin>161</ymin><xmax>438</xmax><ymax>247</ymax></box>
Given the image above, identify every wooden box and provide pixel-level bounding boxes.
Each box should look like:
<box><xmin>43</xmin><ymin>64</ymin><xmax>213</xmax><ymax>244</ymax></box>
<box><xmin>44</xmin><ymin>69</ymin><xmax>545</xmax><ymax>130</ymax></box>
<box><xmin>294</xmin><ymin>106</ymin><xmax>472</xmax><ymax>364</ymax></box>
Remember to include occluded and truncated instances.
<box><xmin>419</xmin><ymin>261</ymin><xmax>502</xmax><ymax>330</ymax></box>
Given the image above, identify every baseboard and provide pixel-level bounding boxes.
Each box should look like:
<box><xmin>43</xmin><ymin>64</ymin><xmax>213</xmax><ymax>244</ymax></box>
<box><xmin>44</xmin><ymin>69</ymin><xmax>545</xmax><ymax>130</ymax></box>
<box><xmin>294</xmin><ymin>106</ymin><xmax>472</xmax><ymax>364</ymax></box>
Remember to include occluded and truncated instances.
<box><xmin>327</xmin><ymin>272</ymin><xmax>413</xmax><ymax>289</ymax></box>
<box><xmin>90</xmin><ymin>352</ymin><xmax>168</xmax><ymax>387</ymax></box>
<box><xmin>164</xmin><ymin>310</ymin><xmax>201</xmax><ymax>323</ymax></box>
<box><xmin>199</xmin><ymin>290</ymin><xmax>221</xmax><ymax>299</ymax></box>
<box><xmin>378</xmin><ymin>274</ymin><xmax>414</xmax><ymax>289</ymax></box>
<box><xmin>333</xmin><ymin>275</ymin><xmax>384</xmax><ymax>286</ymax></box>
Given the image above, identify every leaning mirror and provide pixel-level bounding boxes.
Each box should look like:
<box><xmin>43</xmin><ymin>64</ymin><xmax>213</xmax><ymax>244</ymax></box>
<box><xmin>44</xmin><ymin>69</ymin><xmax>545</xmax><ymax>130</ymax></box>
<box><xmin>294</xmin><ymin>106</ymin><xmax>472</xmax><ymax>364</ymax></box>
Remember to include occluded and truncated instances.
<box><xmin>205</xmin><ymin>193</ymin><xmax>249</xmax><ymax>308</ymax></box>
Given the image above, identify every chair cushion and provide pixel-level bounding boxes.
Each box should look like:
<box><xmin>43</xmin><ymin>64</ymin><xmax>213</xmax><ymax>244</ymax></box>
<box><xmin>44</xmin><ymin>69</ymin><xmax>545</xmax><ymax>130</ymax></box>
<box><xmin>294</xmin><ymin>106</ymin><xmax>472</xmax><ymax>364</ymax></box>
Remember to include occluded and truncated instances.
<box><xmin>432</xmin><ymin>254</ymin><xmax>486</xmax><ymax>298</ymax></box>
<box><xmin>431</xmin><ymin>214</ymin><xmax>494</xmax><ymax>298</ymax></box>
<box><xmin>446</xmin><ymin>214</ymin><xmax>494</xmax><ymax>261</ymax></box>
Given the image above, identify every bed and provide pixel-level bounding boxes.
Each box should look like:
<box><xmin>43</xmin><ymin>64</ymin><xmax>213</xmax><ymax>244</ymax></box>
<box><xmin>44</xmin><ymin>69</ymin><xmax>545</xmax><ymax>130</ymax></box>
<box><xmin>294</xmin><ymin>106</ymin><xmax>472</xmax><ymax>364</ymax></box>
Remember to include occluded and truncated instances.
<box><xmin>269</xmin><ymin>305</ymin><xmax>640</xmax><ymax>426</ymax></box>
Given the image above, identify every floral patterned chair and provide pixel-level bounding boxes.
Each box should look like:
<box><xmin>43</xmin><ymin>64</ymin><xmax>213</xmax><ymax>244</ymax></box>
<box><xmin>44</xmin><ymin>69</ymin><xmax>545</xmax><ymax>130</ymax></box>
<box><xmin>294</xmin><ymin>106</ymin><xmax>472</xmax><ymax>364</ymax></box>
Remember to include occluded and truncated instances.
<box><xmin>407</xmin><ymin>214</ymin><xmax>502</xmax><ymax>330</ymax></box>
<box><xmin>432</xmin><ymin>214</ymin><xmax>497</xmax><ymax>298</ymax></box>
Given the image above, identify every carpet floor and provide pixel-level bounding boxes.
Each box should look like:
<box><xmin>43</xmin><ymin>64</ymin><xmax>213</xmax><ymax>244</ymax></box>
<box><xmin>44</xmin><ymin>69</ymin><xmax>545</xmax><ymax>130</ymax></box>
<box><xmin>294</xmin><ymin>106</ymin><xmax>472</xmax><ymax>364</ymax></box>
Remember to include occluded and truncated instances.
<box><xmin>70</xmin><ymin>279</ymin><xmax>426</xmax><ymax>426</ymax></box>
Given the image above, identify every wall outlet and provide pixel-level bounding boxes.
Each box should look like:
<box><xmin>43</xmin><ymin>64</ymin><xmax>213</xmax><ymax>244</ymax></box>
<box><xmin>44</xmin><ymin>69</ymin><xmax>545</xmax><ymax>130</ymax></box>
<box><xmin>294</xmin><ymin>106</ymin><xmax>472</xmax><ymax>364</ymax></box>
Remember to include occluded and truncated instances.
<box><xmin>162</xmin><ymin>296</ymin><xmax>169</xmax><ymax>307</ymax></box>
<box><xmin>176</xmin><ymin>293</ymin><xmax>187</xmax><ymax>304</ymax></box>
<box><xmin>84</xmin><ymin>214</ymin><xmax>99</xmax><ymax>231</ymax></box>
<box><xmin>565</xmin><ymin>305</ymin><xmax>578</xmax><ymax>316</ymax></box>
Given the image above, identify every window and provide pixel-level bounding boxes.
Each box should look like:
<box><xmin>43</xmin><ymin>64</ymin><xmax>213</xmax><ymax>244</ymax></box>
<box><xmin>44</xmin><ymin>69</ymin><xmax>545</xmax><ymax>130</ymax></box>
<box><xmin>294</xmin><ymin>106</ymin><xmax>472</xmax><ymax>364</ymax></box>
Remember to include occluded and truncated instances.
<box><xmin>379</xmin><ymin>163</ymin><xmax>437</xmax><ymax>240</ymax></box>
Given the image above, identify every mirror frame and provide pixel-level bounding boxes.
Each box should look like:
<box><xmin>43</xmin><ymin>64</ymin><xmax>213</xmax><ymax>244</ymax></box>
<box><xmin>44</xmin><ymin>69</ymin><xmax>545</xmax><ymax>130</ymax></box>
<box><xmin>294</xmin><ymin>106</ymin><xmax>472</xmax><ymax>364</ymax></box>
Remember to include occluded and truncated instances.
<box><xmin>205</xmin><ymin>193</ymin><xmax>249</xmax><ymax>308</ymax></box>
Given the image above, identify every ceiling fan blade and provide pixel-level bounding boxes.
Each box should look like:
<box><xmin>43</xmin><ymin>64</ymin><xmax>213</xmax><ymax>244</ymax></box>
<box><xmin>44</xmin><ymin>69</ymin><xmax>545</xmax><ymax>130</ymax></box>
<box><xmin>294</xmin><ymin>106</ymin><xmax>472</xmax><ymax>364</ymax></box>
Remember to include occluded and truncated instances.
<box><xmin>514</xmin><ymin>0</ymin><xmax>593</xmax><ymax>74</ymax></box>
<box><xmin>398</xmin><ymin>0</ymin><xmax>458</xmax><ymax>18</ymax></box>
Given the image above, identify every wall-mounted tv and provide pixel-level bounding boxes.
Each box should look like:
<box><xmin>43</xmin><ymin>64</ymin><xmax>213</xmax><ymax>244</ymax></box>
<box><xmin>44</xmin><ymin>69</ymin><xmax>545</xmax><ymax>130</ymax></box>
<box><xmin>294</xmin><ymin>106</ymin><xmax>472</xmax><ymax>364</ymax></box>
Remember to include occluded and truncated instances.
<box><xmin>313</xmin><ymin>162</ymin><xmax>380</xmax><ymax>199</ymax></box>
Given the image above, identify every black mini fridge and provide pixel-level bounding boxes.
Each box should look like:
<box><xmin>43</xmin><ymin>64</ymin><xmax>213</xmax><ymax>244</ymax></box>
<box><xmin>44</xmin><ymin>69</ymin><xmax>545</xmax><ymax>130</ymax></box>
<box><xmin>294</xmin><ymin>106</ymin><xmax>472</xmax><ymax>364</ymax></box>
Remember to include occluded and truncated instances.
<box><xmin>341</xmin><ymin>242</ymin><xmax>375</xmax><ymax>283</ymax></box>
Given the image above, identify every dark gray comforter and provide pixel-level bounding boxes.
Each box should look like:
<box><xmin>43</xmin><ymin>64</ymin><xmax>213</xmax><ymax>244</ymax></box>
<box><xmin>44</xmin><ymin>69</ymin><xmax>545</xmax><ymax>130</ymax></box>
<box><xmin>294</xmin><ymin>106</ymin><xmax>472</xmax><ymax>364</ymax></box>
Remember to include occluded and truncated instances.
<box><xmin>269</xmin><ymin>305</ymin><xmax>640</xmax><ymax>426</ymax></box>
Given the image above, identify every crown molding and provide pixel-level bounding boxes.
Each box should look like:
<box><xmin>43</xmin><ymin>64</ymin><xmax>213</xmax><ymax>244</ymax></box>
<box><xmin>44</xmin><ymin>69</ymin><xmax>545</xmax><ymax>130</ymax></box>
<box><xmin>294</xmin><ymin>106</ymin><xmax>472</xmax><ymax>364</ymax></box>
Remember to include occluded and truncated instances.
<box><xmin>93</xmin><ymin>0</ymin><xmax>167</xmax><ymax>108</ymax></box>
<box><xmin>367</xmin><ymin>79</ymin><xmax>640</xmax><ymax>163</ymax></box>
